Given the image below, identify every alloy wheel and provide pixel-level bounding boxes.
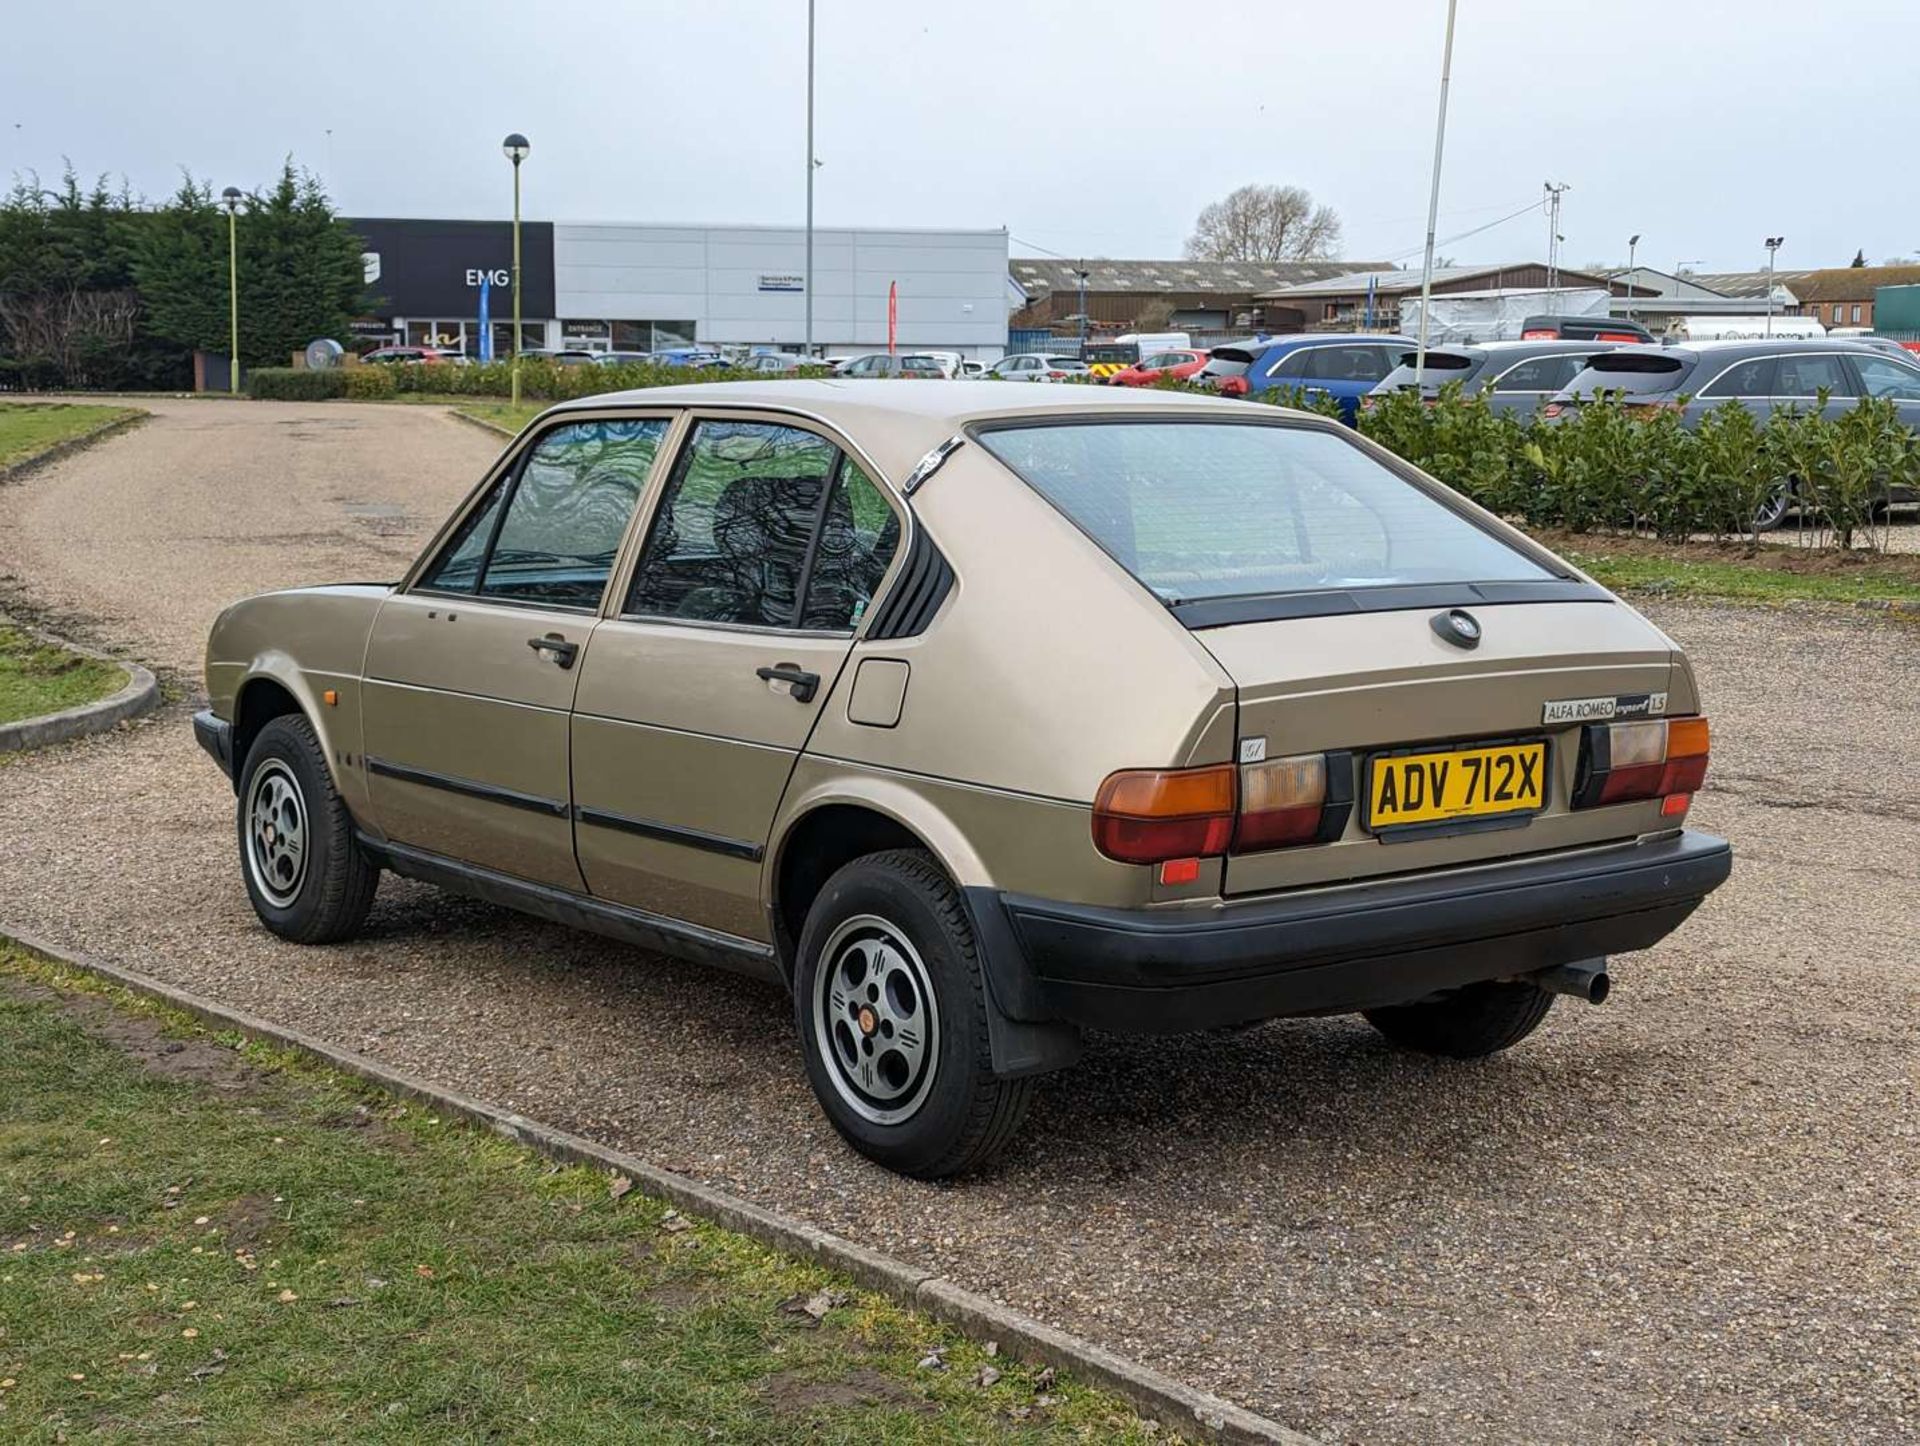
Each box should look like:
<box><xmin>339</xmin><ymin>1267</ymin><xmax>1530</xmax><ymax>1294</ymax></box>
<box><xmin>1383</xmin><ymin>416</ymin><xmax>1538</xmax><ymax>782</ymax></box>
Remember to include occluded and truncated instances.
<box><xmin>245</xmin><ymin>760</ymin><xmax>309</xmax><ymax>907</ymax></box>
<box><xmin>812</xmin><ymin>914</ymin><xmax>940</xmax><ymax>1125</ymax></box>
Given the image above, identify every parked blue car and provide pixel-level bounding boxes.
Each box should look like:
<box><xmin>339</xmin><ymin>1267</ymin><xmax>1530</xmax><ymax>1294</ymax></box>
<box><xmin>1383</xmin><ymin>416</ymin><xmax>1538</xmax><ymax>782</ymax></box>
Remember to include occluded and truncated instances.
<box><xmin>1193</xmin><ymin>334</ymin><xmax>1415</xmax><ymax>421</ymax></box>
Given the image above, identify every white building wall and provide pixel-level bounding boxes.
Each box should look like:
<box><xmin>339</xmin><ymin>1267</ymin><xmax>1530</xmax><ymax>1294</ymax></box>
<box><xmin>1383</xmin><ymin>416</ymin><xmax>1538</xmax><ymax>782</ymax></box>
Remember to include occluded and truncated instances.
<box><xmin>552</xmin><ymin>223</ymin><xmax>1009</xmax><ymax>356</ymax></box>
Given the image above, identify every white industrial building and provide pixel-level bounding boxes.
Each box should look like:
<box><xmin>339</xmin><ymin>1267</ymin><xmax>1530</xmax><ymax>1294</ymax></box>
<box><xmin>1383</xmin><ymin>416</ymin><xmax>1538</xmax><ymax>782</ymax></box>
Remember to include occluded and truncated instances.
<box><xmin>349</xmin><ymin>216</ymin><xmax>1012</xmax><ymax>360</ymax></box>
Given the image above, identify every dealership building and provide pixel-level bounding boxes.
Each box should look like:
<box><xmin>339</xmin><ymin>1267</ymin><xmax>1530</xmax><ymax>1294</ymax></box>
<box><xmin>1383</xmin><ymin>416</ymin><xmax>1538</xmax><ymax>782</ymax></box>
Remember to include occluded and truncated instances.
<box><xmin>347</xmin><ymin>218</ymin><xmax>1012</xmax><ymax>359</ymax></box>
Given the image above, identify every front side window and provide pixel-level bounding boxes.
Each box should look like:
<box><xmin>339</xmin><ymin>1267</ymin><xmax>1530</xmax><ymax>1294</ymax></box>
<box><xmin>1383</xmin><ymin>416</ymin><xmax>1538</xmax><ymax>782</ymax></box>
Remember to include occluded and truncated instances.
<box><xmin>977</xmin><ymin>420</ymin><xmax>1552</xmax><ymax>608</ymax></box>
<box><xmin>1852</xmin><ymin>354</ymin><xmax>1920</xmax><ymax>400</ymax></box>
<box><xmin>418</xmin><ymin>418</ymin><xmax>665</xmax><ymax>607</ymax></box>
<box><xmin>625</xmin><ymin>421</ymin><xmax>897</xmax><ymax>630</ymax></box>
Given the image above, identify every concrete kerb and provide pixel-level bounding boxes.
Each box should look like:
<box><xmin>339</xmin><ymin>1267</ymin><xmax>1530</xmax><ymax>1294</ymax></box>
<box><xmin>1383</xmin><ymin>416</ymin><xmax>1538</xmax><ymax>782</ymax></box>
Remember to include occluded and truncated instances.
<box><xmin>0</xmin><ymin>625</ymin><xmax>159</xmax><ymax>753</ymax></box>
<box><xmin>0</xmin><ymin>925</ymin><xmax>1313</xmax><ymax>1446</ymax></box>
<box><xmin>443</xmin><ymin>405</ymin><xmax>518</xmax><ymax>439</ymax></box>
<box><xmin>0</xmin><ymin>408</ymin><xmax>148</xmax><ymax>483</ymax></box>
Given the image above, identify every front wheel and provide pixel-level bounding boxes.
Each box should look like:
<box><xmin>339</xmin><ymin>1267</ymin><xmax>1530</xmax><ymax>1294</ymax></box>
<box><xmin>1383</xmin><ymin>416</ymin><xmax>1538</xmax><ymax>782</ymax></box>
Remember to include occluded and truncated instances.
<box><xmin>1364</xmin><ymin>980</ymin><xmax>1555</xmax><ymax>1058</ymax></box>
<box><xmin>236</xmin><ymin>714</ymin><xmax>379</xmax><ymax>944</ymax></box>
<box><xmin>793</xmin><ymin>850</ymin><xmax>1031</xmax><ymax>1178</ymax></box>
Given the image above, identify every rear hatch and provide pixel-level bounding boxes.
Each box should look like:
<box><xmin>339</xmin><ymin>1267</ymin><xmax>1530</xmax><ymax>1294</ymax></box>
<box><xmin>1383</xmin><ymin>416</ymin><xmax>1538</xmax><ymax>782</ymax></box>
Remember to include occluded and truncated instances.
<box><xmin>1199</xmin><ymin>601</ymin><xmax>1678</xmax><ymax>895</ymax></box>
<box><xmin>1370</xmin><ymin>348</ymin><xmax>1483</xmax><ymax>399</ymax></box>
<box><xmin>1548</xmin><ymin>349</ymin><xmax>1692</xmax><ymax>415</ymax></box>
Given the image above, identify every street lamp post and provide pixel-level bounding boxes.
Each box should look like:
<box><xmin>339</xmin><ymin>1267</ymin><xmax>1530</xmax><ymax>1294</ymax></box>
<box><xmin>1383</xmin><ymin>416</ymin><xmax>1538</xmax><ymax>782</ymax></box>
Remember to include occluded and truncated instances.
<box><xmin>1413</xmin><ymin>0</ymin><xmax>1459</xmax><ymax>389</ymax></box>
<box><xmin>1764</xmin><ymin>236</ymin><xmax>1784</xmax><ymax>336</ymax></box>
<box><xmin>221</xmin><ymin>187</ymin><xmax>243</xmax><ymax>395</ymax></box>
<box><xmin>501</xmin><ymin>133</ymin><xmax>530</xmax><ymax>406</ymax></box>
<box><xmin>1626</xmin><ymin>233</ymin><xmax>1640</xmax><ymax>321</ymax></box>
<box><xmin>804</xmin><ymin>0</ymin><xmax>815</xmax><ymax>359</ymax></box>
<box><xmin>1076</xmin><ymin>267</ymin><xmax>1089</xmax><ymax>349</ymax></box>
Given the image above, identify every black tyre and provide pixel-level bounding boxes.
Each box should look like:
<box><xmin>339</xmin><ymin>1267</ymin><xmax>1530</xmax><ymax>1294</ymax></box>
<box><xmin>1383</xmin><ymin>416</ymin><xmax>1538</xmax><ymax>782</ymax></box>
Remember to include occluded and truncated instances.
<box><xmin>1364</xmin><ymin>980</ymin><xmax>1555</xmax><ymax>1059</ymax></box>
<box><xmin>793</xmin><ymin>849</ymin><xmax>1031</xmax><ymax>1178</ymax></box>
<box><xmin>235</xmin><ymin>714</ymin><xmax>378</xmax><ymax>944</ymax></box>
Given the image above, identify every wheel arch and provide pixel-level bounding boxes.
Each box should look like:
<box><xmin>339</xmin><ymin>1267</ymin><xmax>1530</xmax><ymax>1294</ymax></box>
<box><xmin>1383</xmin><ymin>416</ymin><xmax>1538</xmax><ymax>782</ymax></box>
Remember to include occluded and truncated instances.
<box><xmin>767</xmin><ymin>785</ymin><xmax>988</xmax><ymax>979</ymax></box>
<box><xmin>230</xmin><ymin>656</ymin><xmax>344</xmax><ymax>790</ymax></box>
<box><xmin>765</xmin><ymin>779</ymin><xmax>1081</xmax><ymax>1080</ymax></box>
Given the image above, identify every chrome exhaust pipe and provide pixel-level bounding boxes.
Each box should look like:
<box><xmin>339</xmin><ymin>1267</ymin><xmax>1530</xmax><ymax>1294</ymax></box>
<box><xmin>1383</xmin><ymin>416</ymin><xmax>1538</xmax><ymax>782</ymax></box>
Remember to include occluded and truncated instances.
<box><xmin>1531</xmin><ymin>962</ymin><xmax>1611</xmax><ymax>1005</ymax></box>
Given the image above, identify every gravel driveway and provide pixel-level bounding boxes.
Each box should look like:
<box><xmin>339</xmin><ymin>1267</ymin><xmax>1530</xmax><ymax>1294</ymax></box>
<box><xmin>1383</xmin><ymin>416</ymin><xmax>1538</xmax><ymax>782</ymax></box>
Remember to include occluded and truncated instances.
<box><xmin>2</xmin><ymin>397</ymin><xmax>1915</xmax><ymax>1443</ymax></box>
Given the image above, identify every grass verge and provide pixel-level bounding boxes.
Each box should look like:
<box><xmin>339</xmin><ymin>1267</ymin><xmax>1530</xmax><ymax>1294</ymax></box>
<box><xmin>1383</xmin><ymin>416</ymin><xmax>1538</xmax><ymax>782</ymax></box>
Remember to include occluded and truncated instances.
<box><xmin>0</xmin><ymin>403</ymin><xmax>142</xmax><ymax>470</ymax></box>
<box><xmin>0</xmin><ymin>945</ymin><xmax>1173</xmax><ymax>1443</ymax></box>
<box><xmin>0</xmin><ymin>626</ymin><xmax>124</xmax><ymax>728</ymax></box>
<box><xmin>1539</xmin><ymin>529</ymin><xmax>1920</xmax><ymax>607</ymax></box>
<box><xmin>447</xmin><ymin>399</ymin><xmax>542</xmax><ymax>435</ymax></box>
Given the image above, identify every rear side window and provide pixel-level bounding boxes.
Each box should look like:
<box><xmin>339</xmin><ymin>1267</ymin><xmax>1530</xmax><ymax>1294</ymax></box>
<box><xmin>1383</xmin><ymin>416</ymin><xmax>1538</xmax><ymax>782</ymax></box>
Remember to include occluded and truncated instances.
<box><xmin>1700</xmin><ymin>357</ymin><xmax>1776</xmax><ymax>398</ymax></box>
<box><xmin>1564</xmin><ymin>354</ymin><xmax>1688</xmax><ymax>397</ymax></box>
<box><xmin>1774</xmin><ymin>353</ymin><xmax>1855</xmax><ymax>397</ymax></box>
<box><xmin>1491</xmin><ymin>354</ymin><xmax>1586</xmax><ymax>393</ymax></box>
<box><xmin>625</xmin><ymin>420</ymin><xmax>898</xmax><ymax>631</ymax></box>
<box><xmin>1853</xmin><ymin>354</ymin><xmax>1920</xmax><ymax>401</ymax></box>
<box><xmin>976</xmin><ymin>420</ymin><xmax>1552</xmax><ymax>607</ymax></box>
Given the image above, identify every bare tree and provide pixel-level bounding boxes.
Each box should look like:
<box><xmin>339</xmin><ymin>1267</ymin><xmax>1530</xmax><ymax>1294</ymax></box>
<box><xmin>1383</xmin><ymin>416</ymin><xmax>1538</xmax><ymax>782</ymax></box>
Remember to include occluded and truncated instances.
<box><xmin>1184</xmin><ymin>184</ymin><xmax>1343</xmax><ymax>262</ymax></box>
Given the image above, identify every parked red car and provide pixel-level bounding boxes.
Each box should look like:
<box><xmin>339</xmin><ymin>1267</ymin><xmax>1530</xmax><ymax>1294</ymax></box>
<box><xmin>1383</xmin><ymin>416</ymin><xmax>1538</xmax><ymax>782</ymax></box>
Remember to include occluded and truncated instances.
<box><xmin>1108</xmin><ymin>348</ymin><xmax>1210</xmax><ymax>387</ymax></box>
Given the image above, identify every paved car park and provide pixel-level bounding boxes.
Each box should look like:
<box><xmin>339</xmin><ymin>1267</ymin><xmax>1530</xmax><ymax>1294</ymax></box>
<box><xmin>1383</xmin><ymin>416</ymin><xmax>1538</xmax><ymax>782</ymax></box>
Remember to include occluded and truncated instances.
<box><xmin>1</xmin><ymin>397</ymin><xmax>1916</xmax><ymax>1441</ymax></box>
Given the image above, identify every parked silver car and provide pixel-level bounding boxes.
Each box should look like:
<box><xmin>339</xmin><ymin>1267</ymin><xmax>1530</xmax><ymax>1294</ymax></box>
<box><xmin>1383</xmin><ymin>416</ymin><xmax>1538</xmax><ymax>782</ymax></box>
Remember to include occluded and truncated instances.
<box><xmin>985</xmin><ymin>354</ymin><xmax>1091</xmax><ymax>382</ymax></box>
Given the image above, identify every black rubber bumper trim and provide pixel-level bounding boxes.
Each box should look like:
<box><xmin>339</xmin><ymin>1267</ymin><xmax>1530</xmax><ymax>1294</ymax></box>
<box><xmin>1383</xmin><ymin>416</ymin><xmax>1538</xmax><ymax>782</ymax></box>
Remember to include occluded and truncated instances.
<box><xmin>192</xmin><ymin>709</ymin><xmax>234</xmax><ymax>781</ymax></box>
<box><xmin>983</xmin><ymin>831</ymin><xmax>1732</xmax><ymax>1033</ymax></box>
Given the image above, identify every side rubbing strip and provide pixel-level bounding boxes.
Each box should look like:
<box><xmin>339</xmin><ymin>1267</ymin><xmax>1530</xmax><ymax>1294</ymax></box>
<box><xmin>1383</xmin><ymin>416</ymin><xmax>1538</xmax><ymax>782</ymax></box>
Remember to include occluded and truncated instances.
<box><xmin>365</xmin><ymin>757</ymin><xmax>570</xmax><ymax>817</ymax></box>
<box><xmin>865</xmin><ymin>526</ymin><xmax>953</xmax><ymax>640</ymax></box>
<box><xmin>573</xmin><ymin>805</ymin><xmax>764</xmax><ymax>862</ymax></box>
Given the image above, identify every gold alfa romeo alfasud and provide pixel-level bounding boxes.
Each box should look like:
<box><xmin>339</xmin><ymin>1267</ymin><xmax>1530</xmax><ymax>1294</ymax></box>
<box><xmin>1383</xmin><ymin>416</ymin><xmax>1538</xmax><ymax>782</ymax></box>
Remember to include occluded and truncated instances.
<box><xmin>197</xmin><ymin>380</ymin><xmax>1731</xmax><ymax>1177</ymax></box>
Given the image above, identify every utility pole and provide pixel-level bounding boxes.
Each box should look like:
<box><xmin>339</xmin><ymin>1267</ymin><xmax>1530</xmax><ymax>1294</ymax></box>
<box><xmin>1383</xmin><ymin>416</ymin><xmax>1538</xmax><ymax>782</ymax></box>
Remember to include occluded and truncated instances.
<box><xmin>222</xmin><ymin>187</ymin><xmax>243</xmax><ymax>394</ymax></box>
<box><xmin>804</xmin><ymin>0</ymin><xmax>815</xmax><ymax>358</ymax></box>
<box><xmin>1626</xmin><ymin>233</ymin><xmax>1640</xmax><ymax>321</ymax></box>
<box><xmin>1764</xmin><ymin>236</ymin><xmax>1784</xmax><ymax>336</ymax></box>
<box><xmin>1413</xmin><ymin>0</ymin><xmax>1459</xmax><ymax>389</ymax></box>
<box><xmin>1077</xmin><ymin>266</ymin><xmax>1089</xmax><ymax>349</ymax></box>
<box><xmin>1543</xmin><ymin>181</ymin><xmax>1570</xmax><ymax>298</ymax></box>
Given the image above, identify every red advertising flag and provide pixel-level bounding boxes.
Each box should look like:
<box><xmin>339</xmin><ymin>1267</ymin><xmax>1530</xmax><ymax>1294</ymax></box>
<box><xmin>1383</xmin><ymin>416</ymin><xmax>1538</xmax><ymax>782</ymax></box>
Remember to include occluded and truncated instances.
<box><xmin>887</xmin><ymin>280</ymin><xmax>898</xmax><ymax>355</ymax></box>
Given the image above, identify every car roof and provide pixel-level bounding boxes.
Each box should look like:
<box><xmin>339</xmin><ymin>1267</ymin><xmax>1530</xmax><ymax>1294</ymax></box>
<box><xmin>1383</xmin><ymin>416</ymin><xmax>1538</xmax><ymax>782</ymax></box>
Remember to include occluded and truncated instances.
<box><xmin>1259</xmin><ymin>333</ymin><xmax>1414</xmax><ymax>352</ymax></box>
<box><xmin>544</xmin><ymin>379</ymin><xmax>1281</xmax><ymax>481</ymax></box>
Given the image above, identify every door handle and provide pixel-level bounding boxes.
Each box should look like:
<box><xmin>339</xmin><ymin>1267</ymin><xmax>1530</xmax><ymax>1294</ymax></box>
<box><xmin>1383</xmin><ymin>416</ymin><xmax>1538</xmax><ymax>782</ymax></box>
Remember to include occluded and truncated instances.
<box><xmin>527</xmin><ymin>634</ymin><xmax>579</xmax><ymax>669</ymax></box>
<box><xmin>756</xmin><ymin>663</ymin><xmax>819</xmax><ymax>703</ymax></box>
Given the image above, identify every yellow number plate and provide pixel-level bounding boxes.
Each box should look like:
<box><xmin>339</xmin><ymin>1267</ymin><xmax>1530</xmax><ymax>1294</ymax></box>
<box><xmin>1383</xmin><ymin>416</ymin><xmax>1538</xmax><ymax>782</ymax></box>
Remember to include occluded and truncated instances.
<box><xmin>1367</xmin><ymin>741</ymin><xmax>1547</xmax><ymax>829</ymax></box>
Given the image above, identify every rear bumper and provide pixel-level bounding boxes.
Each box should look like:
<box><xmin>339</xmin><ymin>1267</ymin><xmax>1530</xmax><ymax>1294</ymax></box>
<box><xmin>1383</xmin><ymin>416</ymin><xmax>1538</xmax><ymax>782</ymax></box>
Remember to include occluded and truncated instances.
<box><xmin>968</xmin><ymin>830</ymin><xmax>1731</xmax><ymax>1034</ymax></box>
<box><xmin>193</xmin><ymin>709</ymin><xmax>235</xmax><ymax>781</ymax></box>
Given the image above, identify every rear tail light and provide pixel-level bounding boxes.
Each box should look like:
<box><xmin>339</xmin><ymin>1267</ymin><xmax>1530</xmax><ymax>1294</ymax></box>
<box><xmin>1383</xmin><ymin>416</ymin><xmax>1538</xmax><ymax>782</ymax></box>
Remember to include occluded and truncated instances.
<box><xmin>1091</xmin><ymin>752</ymin><xmax>1353</xmax><ymax>865</ymax></box>
<box><xmin>1092</xmin><ymin>765</ymin><xmax>1234</xmax><ymax>864</ymax></box>
<box><xmin>1521</xmin><ymin>328</ymin><xmax>1557</xmax><ymax>339</ymax></box>
<box><xmin>1047</xmin><ymin>370</ymin><xmax>1068</xmax><ymax>379</ymax></box>
<box><xmin>1543</xmin><ymin>401</ymin><xmax>1567</xmax><ymax>418</ymax></box>
<box><xmin>1573</xmin><ymin>717</ymin><xmax>1710</xmax><ymax>810</ymax></box>
<box><xmin>1235</xmin><ymin>750</ymin><xmax>1353</xmax><ymax>851</ymax></box>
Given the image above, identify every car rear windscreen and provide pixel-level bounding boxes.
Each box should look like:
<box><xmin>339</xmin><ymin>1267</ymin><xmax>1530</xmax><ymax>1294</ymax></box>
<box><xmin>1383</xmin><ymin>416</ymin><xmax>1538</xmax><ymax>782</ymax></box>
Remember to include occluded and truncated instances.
<box><xmin>1198</xmin><ymin>348</ymin><xmax>1254</xmax><ymax>378</ymax></box>
<box><xmin>1562</xmin><ymin>353</ymin><xmax>1688</xmax><ymax>397</ymax></box>
<box><xmin>1378</xmin><ymin>352</ymin><xmax>1480</xmax><ymax>390</ymax></box>
<box><xmin>976</xmin><ymin>420</ymin><xmax>1553</xmax><ymax>605</ymax></box>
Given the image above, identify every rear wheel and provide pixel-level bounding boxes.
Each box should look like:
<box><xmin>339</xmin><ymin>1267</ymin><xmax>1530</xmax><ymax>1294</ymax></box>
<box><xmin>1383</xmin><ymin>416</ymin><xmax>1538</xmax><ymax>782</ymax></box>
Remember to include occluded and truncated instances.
<box><xmin>793</xmin><ymin>849</ymin><xmax>1031</xmax><ymax>1178</ymax></box>
<box><xmin>1752</xmin><ymin>480</ymin><xmax>1796</xmax><ymax>532</ymax></box>
<box><xmin>1364</xmin><ymin>980</ymin><xmax>1555</xmax><ymax>1058</ymax></box>
<box><xmin>236</xmin><ymin>714</ymin><xmax>378</xmax><ymax>944</ymax></box>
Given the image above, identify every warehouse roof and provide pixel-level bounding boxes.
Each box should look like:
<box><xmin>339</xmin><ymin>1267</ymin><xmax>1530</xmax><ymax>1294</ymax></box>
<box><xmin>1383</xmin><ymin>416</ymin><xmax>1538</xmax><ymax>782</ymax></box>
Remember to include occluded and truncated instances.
<box><xmin>1260</xmin><ymin>262</ymin><xmax>1615</xmax><ymax>300</ymax></box>
<box><xmin>1009</xmin><ymin>257</ymin><xmax>1389</xmax><ymax>297</ymax></box>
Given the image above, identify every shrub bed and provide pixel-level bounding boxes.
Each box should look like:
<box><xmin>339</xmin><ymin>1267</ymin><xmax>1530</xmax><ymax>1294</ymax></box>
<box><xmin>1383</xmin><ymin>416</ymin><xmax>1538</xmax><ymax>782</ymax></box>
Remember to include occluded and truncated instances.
<box><xmin>245</xmin><ymin>367</ymin><xmax>346</xmax><ymax>401</ymax></box>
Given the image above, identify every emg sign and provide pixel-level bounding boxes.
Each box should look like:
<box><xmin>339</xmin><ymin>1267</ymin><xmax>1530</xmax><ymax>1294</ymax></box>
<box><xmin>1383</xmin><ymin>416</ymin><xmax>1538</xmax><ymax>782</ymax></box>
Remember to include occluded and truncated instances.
<box><xmin>466</xmin><ymin>268</ymin><xmax>511</xmax><ymax>288</ymax></box>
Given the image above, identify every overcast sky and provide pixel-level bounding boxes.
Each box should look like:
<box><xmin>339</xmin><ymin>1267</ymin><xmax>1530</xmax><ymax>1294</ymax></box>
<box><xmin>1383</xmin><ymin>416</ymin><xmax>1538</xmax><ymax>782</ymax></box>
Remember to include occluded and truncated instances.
<box><xmin>6</xmin><ymin>0</ymin><xmax>1916</xmax><ymax>274</ymax></box>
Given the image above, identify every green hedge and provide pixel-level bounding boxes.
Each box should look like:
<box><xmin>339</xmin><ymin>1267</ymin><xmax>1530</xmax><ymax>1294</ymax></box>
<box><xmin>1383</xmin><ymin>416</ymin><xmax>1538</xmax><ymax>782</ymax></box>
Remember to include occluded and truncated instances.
<box><xmin>1357</xmin><ymin>385</ymin><xmax>1918</xmax><ymax>548</ymax></box>
<box><xmin>382</xmin><ymin>357</ymin><xmax>831</xmax><ymax>399</ymax></box>
<box><xmin>245</xmin><ymin>367</ymin><xmax>347</xmax><ymax>401</ymax></box>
